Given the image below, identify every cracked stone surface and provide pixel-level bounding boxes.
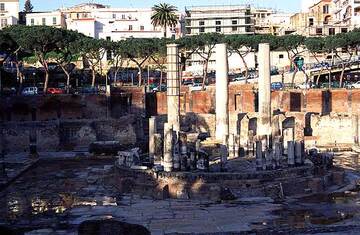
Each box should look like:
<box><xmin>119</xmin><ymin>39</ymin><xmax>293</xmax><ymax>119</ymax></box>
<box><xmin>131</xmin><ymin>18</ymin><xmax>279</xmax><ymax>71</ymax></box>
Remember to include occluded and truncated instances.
<box><xmin>0</xmin><ymin>153</ymin><xmax>360</xmax><ymax>234</ymax></box>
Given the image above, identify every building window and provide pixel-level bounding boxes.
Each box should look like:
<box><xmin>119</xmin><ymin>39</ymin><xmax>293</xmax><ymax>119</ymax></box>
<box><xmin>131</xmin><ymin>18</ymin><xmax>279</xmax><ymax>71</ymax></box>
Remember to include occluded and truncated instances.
<box><xmin>279</xmin><ymin>54</ymin><xmax>284</xmax><ymax>59</ymax></box>
<box><xmin>341</xmin><ymin>28</ymin><xmax>348</xmax><ymax>33</ymax></box>
<box><xmin>1</xmin><ymin>18</ymin><xmax>7</xmax><ymax>27</ymax></box>
<box><xmin>232</xmin><ymin>20</ymin><xmax>237</xmax><ymax>25</ymax></box>
<box><xmin>106</xmin><ymin>36</ymin><xmax>111</xmax><ymax>41</ymax></box>
<box><xmin>199</xmin><ymin>27</ymin><xmax>205</xmax><ymax>33</ymax></box>
<box><xmin>30</xmin><ymin>18</ymin><xmax>34</xmax><ymax>26</ymax></box>
<box><xmin>309</xmin><ymin>18</ymin><xmax>314</xmax><ymax>26</ymax></box>
<box><xmin>329</xmin><ymin>28</ymin><xmax>335</xmax><ymax>35</ymax></box>
<box><xmin>112</xmin><ymin>14</ymin><xmax>116</xmax><ymax>19</ymax></box>
<box><xmin>122</xmin><ymin>14</ymin><xmax>125</xmax><ymax>19</ymax></box>
<box><xmin>215</xmin><ymin>20</ymin><xmax>221</xmax><ymax>25</ymax></box>
<box><xmin>140</xmin><ymin>25</ymin><xmax>144</xmax><ymax>31</ymax></box>
<box><xmin>0</xmin><ymin>3</ymin><xmax>4</xmax><ymax>12</ymax></box>
<box><xmin>323</xmin><ymin>5</ymin><xmax>329</xmax><ymax>14</ymax></box>
<box><xmin>186</xmin><ymin>28</ymin><xmax>191</xmax><ymax>34</ymax></box>
<box><xmin>199</xmin><ymin>21</ymin><xmax>204</xmax><ymax>26</ymax></box>
<box><xmin>216</xmin><ymin>26</ymin><xmax>221</xmax><ymax>32</ymax></box>
<box><xmin>232</xmin><ymin>26</ymin><xmax>237</xmax><ymax>31</ymax></box>
<box><xmin>129</xmin><ymin>25</ymin><xmax>133</xmax><ymax>31</ymax></box>
<box><xmin>52</xmin><ymin>17</ymin><xmax>57</xmax><ymax>25</ymax></box>
<box><xmin>42</xmin><ymin>18</ymin><xmax>46</xmax><ymax>25</ymax></box>
<box><xmin>316</xmin><ymin>28</ymin><xmax>323</xmax><ymax>35</ymax></box>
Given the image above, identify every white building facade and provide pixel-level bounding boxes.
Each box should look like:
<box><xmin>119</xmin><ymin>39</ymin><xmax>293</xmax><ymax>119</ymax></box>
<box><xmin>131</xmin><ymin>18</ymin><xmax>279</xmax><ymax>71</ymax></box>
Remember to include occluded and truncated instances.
<box><xmin>333</xmin><ymin>0</ymin><xmax>360</xmax><ymax>29</ymax></box>
<box><xmin>184</xmin><ymin>5</ymin><xmax>254</xmax><ymax>35</ymax></box>
<box><xmin>0</xmin><ymin>0</ymin><xmax>19</xmax><ymax>29</ymax></box>
<box><xmin>26</xmin><ymin>11</ymin><xmax>66</xmax><ymax>28</ymax></box>
<box><xmin>62</xmin><ymin>3</ymin><xmax>183</xmax><ymax>40</ymax></box>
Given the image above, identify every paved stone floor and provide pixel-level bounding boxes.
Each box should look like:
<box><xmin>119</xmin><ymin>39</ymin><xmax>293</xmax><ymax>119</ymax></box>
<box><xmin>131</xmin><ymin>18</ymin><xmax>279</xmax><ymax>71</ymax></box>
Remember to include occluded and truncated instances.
<box><xmin>1</xmin><ymin>152</ymin><xmax>360</xmax><ymax>234</ymax></box>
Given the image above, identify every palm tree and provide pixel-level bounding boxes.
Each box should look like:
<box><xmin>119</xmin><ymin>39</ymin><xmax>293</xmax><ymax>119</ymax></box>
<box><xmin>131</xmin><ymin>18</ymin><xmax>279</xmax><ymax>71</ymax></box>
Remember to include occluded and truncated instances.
<box><xmin>151</xmin><ymin>3</ymin><xmax>179</xmax><ymax>38</ymax></box>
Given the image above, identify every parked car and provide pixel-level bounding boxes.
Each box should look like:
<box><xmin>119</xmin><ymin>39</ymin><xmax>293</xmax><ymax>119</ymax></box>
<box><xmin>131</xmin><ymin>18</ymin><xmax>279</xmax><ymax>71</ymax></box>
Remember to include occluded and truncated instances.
<box><xmin>22</xmin><ymin>87</ymin><xmax>38</xmax><ymax>96</ymax></box>
<box><xmin>320</xmin><ymin>82</ymin><xmax>340</xmax><ymax>89</ymax></box>
<box><xmin>47</xmin><ymin>87</ymin><xmax>64</xmax><ymax>94</ymax></box>
<box><xmin>349</xmin><ymin>81</ymin><xmax>360</xmax><ymax>89</ymax></box>
<box><xmin>189</xmin><ymin>83</ymin><xmax>204</xmax><ymax>92</ymax></box>
<box><xmin>182</xmin><ymin>80</ymin><xmax>193</xmax><ymax>86</ymax></box>
<box><xmin>295</xmin><ymin>83</ymin><xmax>312</xmax><ymax>89</ymax></box>
<box><xmin>79</xmin><ymin>86</ymin><xmax>97</xmax><ymax>94</ymax></box>
<box><xmin>152</xmin><ymin>84</ymin><xmax>167</xmax><ymax>92</ymax></box>
<box><xmin>232</xmin><ymin>76</ymin><xmax>245</xmax><ymax>82</ymax></box>
<box><xmin>271</xmin><ymin>82</ymin><xmax>284</xmax><ymax>91</ymax></box>
<box><xmin>2</xmin><ymin>87</ymin><xmax>17</xmax><ymax>96</ymax></box>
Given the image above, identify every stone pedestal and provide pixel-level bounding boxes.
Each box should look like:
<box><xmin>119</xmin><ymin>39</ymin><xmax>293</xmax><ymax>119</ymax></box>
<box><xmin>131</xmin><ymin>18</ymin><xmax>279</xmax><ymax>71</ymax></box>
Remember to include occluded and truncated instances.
<box><xmin>295</xmin><ymin>141</ymin><xmax>305</xmax><ymax>166</ymax></box>
<box><xmin>257</xmin><ymin>43</ymin><xmax>271</xmax><ymax>136</ymax></box>
<box><xmin>287</xmin><ymin>141</ymin><xmax>295</xmax><ymax>167</ymax></box>
<box><xmin>256</xmin><ymin>141</ymin><xmax>263</xmax><ymax>171</ymax></box>
<box><xmin>215</xmin><ymin>43</ymin><xmax>229</xmax><ymax>142</ymax></box>
<box><xmin>274</xmin><ymin>142</ymin><xmax>282</xmax><ymax>168</ymax></box>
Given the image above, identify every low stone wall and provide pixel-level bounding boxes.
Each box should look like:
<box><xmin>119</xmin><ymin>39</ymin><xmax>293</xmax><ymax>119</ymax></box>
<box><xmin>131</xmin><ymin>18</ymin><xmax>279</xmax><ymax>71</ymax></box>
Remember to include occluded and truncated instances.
<box><xmin>0</xmin><ymin>93</ymin><xmax>132</xmax><ymax>122</ymax></box>
<box><xmin>1</xmin><ymin>115</ymin><xmax>139</xmax><ymax>153</ymax></box>
<box><xmin>114</xmin><ymin>165</ymin><xmax>343</xmax><ymax>200</ymax></box>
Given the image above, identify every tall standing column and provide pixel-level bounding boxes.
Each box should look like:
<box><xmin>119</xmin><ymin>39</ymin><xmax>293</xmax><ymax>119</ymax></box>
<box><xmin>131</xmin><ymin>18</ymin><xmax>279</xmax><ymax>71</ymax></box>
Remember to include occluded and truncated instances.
<box><xmin>257</xmin><ymin>43</ymin><xmax>272</xmax><ymax>137</ymax></box>
<box><xmin>167</xmin><ymin>44</ymin><xmax>180</xmax><ymax>133</ymax></box>
<box><xmin>215</xmin><ymin>43</ymin><xmax>229</xmax><ymax>142</ymax></box>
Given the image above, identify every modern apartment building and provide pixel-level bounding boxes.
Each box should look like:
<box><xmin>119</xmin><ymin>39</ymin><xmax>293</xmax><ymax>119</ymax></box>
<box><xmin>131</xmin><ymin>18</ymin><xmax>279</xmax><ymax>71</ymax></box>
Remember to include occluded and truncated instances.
<box><xmin>184</xmin><ymin>5</ymin><xmax>254</xmax><ymax>35</ymax></box>
<box><xmin>0</xmin><ymin>0</ymin><xmax>19</xmax><ymax>29</ymax></box>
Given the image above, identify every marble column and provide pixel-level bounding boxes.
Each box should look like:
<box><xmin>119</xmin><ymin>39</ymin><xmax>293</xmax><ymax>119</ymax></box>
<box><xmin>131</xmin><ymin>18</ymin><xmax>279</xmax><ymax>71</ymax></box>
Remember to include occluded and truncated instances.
<box><xmin>215</xmin><ymin>43</ymin><xmax>229</xmax><ymax>142</ymax></box>
<box><xmin>257</xmin><ymin>43</ymin><xmax>272</xmax><ymax>137</ymax></box>
<box><xmin>148</xmin><ymin>116</ymin><xmax>157</xmax><ymax>164</ymax></box>
<box><xmin>166</xmin><ymin>44</ymin><xmax>180</xmax><ymax>133</ymax></box>
<box><xmin>163</xmin><ymin>123</ymin><xmax>173</xmax><ymax>172</ymax></box>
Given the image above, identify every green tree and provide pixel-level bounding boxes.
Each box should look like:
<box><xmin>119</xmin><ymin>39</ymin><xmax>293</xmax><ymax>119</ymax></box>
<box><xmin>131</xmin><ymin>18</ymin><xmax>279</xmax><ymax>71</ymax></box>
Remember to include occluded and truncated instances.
<box><xmin>151</xmin><ymin>3</ymin><xmax>178</xmax><ymax>38</ymax></box>
<box><xmin>324</xmin><ymin>30</ymin><xmax>360</xmax><ymax>87</ymax></box>
<box><xmin>277</xmin><ymin>35</ymin><xmax>307</xmax><ymax>87</ymax></box>
<box><xmin>5</xmin><ymin>25</ymin><xmax>64</xmax><ymax>93</ymax></box>
<box><xmin>17</xmin><ymin>26</ymin><xmax>65</xmax><ymax>93</ymax></box>
<box><xmin>226</xmin><ymin>34</ymin><xmax>254</xmax><ymax>83</ymax></box>
<box><xmin>24</xmin><ymin>0</ymin><xmax>33</xmax><ymax>12</ymax></box>
<box><xmin>177</xmin><ymin>35</ymin><xmax>201</xmax><ymax>82</ymax></box>
<box><xmin>122</xmin><ymin>38</ymin><xmax>158</xmax><ymax>86</ymax></box>
<box><xmin>0</xmin><ymin>31</ymin><xmax>17</xmax><ymax>93</ymax></box>
<box><xmin>305</xmin><ymin>37</ymin><xmax>329</xmax><ymax>85</ymax></box>
<box><xmin>193</xmin><ymin>33</ymin><xmax>224</xmax><ymax>89</ymax></box>
<box><xmin>49</xmin><ymin>30</ymin><xmax>82</xmax><ymax>93</ymax></box>
<box><xmin>78</xmin><ymin>37</ymin><xmax>109</xmax><ymax>88</ymax></box>
<box><xmin>107</xmin><ymin>40</ymin><xmax>127</xmax><ymax>85</ymax></box>
<box><xmin>150</xmin><ymin>38</ymin><xmax>169</xmax><ymax>90</ymax></box>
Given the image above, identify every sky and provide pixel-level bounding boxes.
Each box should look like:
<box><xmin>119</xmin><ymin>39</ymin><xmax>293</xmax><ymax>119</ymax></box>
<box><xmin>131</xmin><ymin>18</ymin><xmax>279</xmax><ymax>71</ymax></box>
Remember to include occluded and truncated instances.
<box><xmin>20</xmin><ymin>0</ymin><xmax>302</xmax><ymax>13</ymax></box>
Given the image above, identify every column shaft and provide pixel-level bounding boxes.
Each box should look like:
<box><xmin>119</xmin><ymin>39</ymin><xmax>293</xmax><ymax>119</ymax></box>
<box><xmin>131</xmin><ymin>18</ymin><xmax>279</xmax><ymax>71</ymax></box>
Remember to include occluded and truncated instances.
<box><xmin>166</xmin><ymin>44</ymin><xmax>180</xmax><ymax>133</ymax></box>
<box><xmin>215</xmin><ymin>43</ymin><xmax>229</xmax><ymax>142</ymax></box>
<box><xmin>257</xmin><ymin>43</ymin><xmax>272</xmax><ymax>136</ymax></box>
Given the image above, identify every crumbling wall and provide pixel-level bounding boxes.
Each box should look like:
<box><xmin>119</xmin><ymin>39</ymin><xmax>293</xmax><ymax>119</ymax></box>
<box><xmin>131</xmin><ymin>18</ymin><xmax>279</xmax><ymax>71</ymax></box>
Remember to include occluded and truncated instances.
<box><xmin>310</xmin><ymin>114</ymin><xmax>354</xmax><ymax>145</ymax></box>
